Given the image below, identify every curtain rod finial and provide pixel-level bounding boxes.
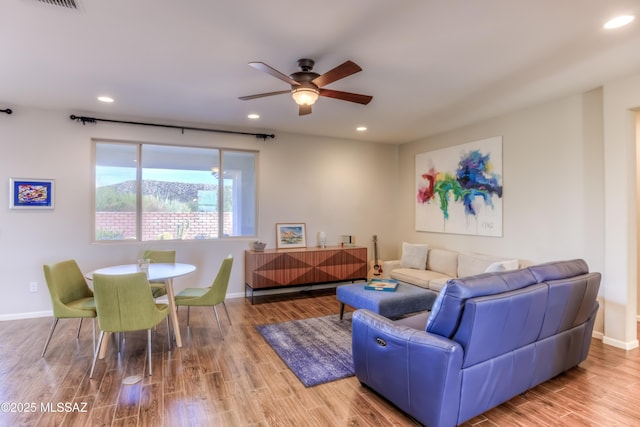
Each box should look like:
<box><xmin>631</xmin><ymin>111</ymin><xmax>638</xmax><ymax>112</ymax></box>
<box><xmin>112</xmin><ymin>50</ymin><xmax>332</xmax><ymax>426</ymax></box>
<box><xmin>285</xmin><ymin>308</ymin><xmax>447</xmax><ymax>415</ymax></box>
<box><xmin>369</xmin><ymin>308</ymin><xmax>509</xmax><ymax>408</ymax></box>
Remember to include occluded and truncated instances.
<box><xmin>70</xmin><ymin>115</ymin><xmax>97</xmax><ymax>125</ymax></box>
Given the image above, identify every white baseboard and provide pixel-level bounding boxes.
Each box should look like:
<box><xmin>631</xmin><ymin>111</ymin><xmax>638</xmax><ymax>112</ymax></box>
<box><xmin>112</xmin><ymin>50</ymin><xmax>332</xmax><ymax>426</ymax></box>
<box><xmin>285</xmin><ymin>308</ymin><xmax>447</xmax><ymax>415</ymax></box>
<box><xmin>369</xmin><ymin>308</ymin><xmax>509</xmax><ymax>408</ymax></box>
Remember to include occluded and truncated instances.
<box><xmin>227</xmin><ymin>291</ymin><xmax>247</xmax><ymax>299</ymax></box>
<box><xmin>602</xmin><ymin>335</ymin><xmax>639</xmax><ymax>350</ymax></box>
<box><xmin>0</xmin><ymin>310</ymin><xmax>52</xmax><ymax>322</ymax></box>
<box><xmin>592</xmin><ymin>331</ymin><xmax>604</xmax><ymax>340</ymax></box>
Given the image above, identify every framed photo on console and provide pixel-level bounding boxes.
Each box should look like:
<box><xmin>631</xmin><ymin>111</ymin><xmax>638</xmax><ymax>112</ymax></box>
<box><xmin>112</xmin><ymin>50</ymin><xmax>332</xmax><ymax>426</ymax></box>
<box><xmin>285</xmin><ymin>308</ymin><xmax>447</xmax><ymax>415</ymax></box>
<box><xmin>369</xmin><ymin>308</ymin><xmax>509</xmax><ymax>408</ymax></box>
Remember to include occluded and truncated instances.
<box><xmin>276</xmin><ymin>223</ymin><xmax>306</xmax><ymax>249</ymax></box>
<box><xmin>9</xmin><ymin>178</ymin><xmax>55</xmax><ymax>209</ymax></box>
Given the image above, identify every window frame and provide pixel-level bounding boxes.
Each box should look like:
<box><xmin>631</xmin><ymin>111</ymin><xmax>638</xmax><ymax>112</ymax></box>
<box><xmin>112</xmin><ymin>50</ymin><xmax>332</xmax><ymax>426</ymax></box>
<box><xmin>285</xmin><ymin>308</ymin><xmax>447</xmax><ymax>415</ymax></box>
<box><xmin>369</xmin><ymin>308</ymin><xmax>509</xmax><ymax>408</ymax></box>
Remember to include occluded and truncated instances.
<box><xmin>92</xmin><ymin>139</ymin><xmax>258</xmax><ymax>243</ymax></box>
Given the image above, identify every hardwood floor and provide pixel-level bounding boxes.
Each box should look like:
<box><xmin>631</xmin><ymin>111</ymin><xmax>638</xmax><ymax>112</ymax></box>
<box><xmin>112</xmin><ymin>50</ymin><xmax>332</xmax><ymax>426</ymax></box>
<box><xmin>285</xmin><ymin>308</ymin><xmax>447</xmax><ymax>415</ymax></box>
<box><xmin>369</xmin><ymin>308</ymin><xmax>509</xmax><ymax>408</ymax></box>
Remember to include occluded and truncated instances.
<box><xmin>0</xmin><ymin>288</ymin><xmax>639</xmax><ymax>427</ymax></box>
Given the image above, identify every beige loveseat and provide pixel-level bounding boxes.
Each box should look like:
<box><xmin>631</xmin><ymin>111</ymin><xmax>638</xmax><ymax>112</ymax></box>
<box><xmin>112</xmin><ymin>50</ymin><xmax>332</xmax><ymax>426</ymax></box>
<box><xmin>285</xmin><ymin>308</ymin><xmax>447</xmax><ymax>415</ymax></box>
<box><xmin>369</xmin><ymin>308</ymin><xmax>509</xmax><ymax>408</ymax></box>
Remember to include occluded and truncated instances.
<box><xmin>382</xmin><ymin>243</ymin><xmax>519</xmax><ymax>294</ymax></box>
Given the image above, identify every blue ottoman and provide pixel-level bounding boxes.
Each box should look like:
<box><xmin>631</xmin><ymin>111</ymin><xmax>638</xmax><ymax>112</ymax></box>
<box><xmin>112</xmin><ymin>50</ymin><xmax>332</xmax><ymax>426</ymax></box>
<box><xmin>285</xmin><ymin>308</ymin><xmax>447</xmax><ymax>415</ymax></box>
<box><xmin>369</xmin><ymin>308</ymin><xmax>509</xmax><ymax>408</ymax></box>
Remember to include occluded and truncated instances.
<box><xmin>336</xmin><ymin>282</ymin><xmax>436</xmax><ymax>319</ymax></box>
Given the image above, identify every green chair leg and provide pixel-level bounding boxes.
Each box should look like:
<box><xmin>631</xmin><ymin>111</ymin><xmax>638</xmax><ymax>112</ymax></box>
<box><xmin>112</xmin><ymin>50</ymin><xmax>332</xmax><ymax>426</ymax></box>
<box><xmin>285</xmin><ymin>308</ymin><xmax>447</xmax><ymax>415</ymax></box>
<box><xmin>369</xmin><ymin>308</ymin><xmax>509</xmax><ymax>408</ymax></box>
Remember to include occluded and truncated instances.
<box><xmin>41</xmin><ymin>318</ymin><xmax>59</xmax><ymax>358</ymax></box>
<box><xmin>213</xmin><ymin>306</ymin><xmax>224</xmax><ymax>340</ymax></box>
<box><xmin>147</xmin><ymin>329</ymin><xmax>153</xmax><ymax>376</ymax></box>
<box><xmin>222</xmin><ymin>301</ymin><xmax>232</xmax><ymax>325</ymax></box>
<box><xmin>90</xmin><ymin>331</ymin><xmax>106</xmax><ymax>378</ymax></box>
<box><xmin>166</xmin><ymin>317</ymin><xmax>171</xmax><ymax>349</ymax></box>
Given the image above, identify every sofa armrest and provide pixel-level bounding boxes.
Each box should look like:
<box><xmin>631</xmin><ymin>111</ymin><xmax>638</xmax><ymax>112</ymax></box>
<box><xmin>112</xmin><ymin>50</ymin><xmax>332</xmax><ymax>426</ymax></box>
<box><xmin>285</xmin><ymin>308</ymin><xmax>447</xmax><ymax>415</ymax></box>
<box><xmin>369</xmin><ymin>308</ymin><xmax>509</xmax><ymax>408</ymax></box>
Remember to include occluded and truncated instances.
<box><xmin>352</xmin><ymin>309</ymin><xmax>463</xmax><ymax>427</ymax></box>
<box><xmin>381</xmin><ymin>260</ymin><xmax>401</xmax><ymax>279</ymax></box>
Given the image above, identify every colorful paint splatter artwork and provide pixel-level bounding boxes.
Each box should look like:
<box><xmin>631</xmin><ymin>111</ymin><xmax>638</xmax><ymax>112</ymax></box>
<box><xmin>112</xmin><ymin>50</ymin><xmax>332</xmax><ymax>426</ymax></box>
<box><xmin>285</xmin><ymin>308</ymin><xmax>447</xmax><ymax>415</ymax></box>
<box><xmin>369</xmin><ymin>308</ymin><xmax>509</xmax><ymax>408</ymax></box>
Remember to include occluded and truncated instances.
<box><xmin>17</xmin><ymin>184</ymin><xmax>49</xmax><ymax>204</ymax></box>
<box><xmin>415</xmin><ymin>137</ymin><xmax>503</xmax><ymax>236</ymax></box>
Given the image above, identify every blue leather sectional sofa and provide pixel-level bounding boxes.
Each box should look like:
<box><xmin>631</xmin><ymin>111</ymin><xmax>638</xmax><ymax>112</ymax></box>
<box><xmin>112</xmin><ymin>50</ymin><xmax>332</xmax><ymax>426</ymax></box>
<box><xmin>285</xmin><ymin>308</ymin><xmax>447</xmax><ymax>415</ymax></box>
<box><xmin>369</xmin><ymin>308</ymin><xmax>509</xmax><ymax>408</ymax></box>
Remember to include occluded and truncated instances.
<box><xmin>352</xmin><ymin>259</ymin><xmax>600</xmax><ymax>427</ymax></box>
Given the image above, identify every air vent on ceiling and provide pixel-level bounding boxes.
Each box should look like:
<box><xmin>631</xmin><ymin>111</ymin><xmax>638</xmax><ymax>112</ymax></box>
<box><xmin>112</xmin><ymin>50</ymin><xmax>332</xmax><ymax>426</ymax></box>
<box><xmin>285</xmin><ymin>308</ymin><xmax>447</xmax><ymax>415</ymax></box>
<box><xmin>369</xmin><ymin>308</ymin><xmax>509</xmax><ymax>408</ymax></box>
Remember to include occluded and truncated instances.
<box><xmin>36</xmin><ymin>0</ymin><xmax>78</xmax><ymax>8</ymax></box>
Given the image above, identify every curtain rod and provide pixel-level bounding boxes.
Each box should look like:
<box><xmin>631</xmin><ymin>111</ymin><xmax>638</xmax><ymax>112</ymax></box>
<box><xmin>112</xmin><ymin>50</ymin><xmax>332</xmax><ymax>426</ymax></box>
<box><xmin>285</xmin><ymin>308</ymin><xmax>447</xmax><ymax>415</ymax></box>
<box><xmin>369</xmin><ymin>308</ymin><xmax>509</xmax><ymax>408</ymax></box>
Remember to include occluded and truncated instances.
<box><xmin>1</xmin><ymin>108</ymin><xmax>12</xmax><ymax>115</ymax></box>
<box><xmin>69</xmin><ymin>114</ymin><xmax>275</xmax><ymax>140</ymax></box>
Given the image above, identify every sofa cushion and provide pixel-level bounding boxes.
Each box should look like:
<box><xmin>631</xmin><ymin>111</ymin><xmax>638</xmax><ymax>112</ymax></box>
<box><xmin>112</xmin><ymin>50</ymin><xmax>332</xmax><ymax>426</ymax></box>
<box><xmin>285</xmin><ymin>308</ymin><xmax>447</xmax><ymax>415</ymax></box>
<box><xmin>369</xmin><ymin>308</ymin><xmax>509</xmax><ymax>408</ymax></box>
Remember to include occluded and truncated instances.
<box><xmin>426</xmin><ymin>248</ymin><xmax>458</xmax><ymax>277</ymax></box>
<box><xmin>390</xmin><ymin>268</ymin><xmax>449</xmax><ymax>289</ymax></box>
<box><xmin>457</xmin><ymin>253</ymin><xmax>501</xmax><ymax>278</ymax></box>
<box><xmin>428</xmin><ymin>277</ymin><xmax>449</xmax><ymax>292</ymax></box>
<box><xmin>400</xmin><ymin>242</ymin><xmax>429</xmax><ymax>269</ymax></box>
<box><xmin>426</xmin><ymin>268</ymin><xmax>539</xmax><ymax>338</ymax></box>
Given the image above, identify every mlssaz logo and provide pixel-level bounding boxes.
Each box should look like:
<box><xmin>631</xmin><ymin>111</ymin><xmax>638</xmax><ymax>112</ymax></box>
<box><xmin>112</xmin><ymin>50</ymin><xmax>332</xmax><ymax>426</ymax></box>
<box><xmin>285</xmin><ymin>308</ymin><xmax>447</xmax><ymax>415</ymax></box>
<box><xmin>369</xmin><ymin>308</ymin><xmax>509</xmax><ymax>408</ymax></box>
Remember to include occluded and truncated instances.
<box><xmin>40</xmin><ymin>402</ymin><xmax>88</xmax><ymax>413</ymax></box>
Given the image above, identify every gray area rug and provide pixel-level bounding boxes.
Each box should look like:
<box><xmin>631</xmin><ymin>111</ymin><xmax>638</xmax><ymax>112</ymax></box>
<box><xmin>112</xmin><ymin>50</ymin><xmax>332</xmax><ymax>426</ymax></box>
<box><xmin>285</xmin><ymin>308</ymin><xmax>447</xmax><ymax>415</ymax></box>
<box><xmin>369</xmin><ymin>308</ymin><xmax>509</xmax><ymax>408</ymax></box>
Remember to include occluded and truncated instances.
<box><xmin>255</xmin><ymin>314</ymin><xmax>353</xmax><ymax>387</ymax></box>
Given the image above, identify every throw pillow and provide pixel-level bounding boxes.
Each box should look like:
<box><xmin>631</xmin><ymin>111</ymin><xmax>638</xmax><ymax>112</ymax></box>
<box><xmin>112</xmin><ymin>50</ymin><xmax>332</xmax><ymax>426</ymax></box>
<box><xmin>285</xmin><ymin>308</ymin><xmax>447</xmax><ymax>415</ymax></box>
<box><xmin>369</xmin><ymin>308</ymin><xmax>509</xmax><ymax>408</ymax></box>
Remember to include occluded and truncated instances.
<box><xmin>400</xmin><ymin>242</ymin><xmax>429</xmax><ymax>270</ymax></box>
<box><xmin>485</xmin><ymin>259</ymin><xmax>519</xmax><ymax>273</ymax></box>
<box><xmin>484</xmin><ymin>261</ymin><xmax>506</xmax><ymax>273</ymax></box>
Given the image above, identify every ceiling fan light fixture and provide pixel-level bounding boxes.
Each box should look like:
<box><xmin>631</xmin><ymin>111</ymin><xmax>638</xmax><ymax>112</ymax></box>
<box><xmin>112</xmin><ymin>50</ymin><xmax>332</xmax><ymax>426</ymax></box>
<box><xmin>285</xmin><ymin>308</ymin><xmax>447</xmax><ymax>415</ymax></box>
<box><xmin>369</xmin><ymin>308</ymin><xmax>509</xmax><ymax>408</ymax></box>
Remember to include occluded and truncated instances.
<box><xmin>241</xmin><ymin>59</ymin><xmax>372</xmax><ymax>115</ymax></box>
<box><xmin>291</xmin><ymin>87</ymin><xmax>319</xmax><ymax>106</ymax></box>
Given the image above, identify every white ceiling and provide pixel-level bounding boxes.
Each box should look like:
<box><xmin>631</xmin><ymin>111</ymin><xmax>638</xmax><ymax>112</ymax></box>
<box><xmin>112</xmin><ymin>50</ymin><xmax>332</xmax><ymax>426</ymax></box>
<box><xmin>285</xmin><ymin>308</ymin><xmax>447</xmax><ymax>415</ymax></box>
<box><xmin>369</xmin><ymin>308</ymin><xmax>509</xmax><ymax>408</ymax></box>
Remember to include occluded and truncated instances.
<box><xmin>2</xmin><ymin>0</ymin><xmax>639</xmax><ymax>143</ymax></box>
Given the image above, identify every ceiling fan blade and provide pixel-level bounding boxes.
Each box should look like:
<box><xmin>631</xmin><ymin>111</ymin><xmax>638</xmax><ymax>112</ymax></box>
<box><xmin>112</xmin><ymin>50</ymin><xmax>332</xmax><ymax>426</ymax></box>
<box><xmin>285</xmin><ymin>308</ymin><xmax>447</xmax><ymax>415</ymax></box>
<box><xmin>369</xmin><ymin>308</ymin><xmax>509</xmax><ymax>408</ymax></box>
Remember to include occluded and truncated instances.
<box><xmin>239</xmin><ymin>90</ymin><xmax>291</xmax><ymax>101</ymax></box>
<box><xmin>299</xmin><ymin>104</ymin><xmax>312</xmax><ymax>116</ymax></box>
<box><xmin>312</xmin><ymin>60</ymin><xmax>362</xmax><ymax>88</ymax></box>
<box><xmin>319</xmin><ymin>89</ymin><xmax>373</xmax><ymax>105</ymax></box>
<box><xmin>248</xmin><ymin>62</ymin><xmax>300</xmax><ymax>86</ymax></box>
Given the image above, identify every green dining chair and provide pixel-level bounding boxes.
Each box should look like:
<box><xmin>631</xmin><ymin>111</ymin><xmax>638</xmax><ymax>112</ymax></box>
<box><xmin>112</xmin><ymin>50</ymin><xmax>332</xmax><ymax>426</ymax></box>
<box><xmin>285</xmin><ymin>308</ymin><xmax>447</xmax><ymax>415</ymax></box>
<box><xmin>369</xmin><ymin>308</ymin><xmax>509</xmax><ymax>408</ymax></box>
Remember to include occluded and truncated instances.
<box><xmin>89</xmin><ymin>272</ymin><xmax>169</xmax><ymax>378</ymax></box>
<box><xmin>142</xmin><ymin>249</ymin><xmax>176</xmax><ymax>298</ymax></box>
<box><xmin>42</xmin><ymin>260</ymin><xmax>96</xmax><ymax>358</ymax></box>
<box><xmin>175</xmin><ymin>256</ymin><xmax>233</xmax><ymax>339</ymax></box>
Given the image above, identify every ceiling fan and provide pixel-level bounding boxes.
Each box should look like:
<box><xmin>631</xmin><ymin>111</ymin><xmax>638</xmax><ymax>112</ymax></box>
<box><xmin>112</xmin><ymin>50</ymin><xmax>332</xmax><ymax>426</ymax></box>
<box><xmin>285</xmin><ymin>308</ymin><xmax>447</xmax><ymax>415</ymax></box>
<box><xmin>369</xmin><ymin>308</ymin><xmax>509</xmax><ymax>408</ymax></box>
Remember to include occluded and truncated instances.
<box><xmin>239</xmin><ymin>58</ymin><xmax>373</xmax><ymax>116</ymax></box>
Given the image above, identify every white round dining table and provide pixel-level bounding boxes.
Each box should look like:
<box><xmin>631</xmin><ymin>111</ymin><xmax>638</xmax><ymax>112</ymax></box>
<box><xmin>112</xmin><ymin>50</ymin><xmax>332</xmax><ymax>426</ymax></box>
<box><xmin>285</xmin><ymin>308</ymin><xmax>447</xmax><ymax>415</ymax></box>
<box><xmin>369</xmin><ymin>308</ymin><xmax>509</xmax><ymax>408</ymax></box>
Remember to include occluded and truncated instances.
<box><xmin>89</xmin><ymin>262</ymin><xmax>196</xmax><ymax>282</ymax></box>
<box><xmin>87</xmin><ymin>263</ymin><xmax>196</xmax><ymax>351</ymax></box>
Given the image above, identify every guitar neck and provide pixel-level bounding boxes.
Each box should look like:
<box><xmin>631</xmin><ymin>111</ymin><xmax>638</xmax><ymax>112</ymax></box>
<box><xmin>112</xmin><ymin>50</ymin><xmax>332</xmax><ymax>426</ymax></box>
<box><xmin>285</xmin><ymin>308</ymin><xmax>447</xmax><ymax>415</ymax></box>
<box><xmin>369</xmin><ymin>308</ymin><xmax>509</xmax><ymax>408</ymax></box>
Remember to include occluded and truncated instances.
<box><xmin>373</xmin><ymin>235</ymin><xmax>380</xmax><ymax>266</ymax></box>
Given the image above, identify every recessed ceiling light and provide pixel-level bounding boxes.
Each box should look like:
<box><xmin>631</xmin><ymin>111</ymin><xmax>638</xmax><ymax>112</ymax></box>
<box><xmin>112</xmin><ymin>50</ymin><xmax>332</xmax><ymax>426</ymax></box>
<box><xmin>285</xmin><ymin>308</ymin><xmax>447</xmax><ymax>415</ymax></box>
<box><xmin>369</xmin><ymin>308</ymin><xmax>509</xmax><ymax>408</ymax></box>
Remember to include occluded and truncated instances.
<box><xmin>97</xmin><ymin>96</ymin><xmax>114</xmax><ymax>103</ymax></box>
<box><xmin>356</xmin><ymin>126</ymin><xmax>367</xmax><ymax>132</ymax></box>
<box><xmin>604</xmin><ymin>15</ymin><xmax>635</xmax><ymax>29</ymax></box>
<box><xmin>248</xmin><ymin>113</ymin><xmax>260</xmax><ymax>119</ymax></box>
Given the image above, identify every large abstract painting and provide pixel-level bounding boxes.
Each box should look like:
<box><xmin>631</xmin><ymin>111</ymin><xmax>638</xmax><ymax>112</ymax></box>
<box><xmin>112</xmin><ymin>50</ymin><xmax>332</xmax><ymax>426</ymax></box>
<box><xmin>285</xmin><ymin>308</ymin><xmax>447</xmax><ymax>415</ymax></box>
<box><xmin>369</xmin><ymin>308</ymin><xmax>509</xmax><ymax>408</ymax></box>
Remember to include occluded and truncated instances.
<box><xmin>415</xmin><ymin>136</ymin><xmax>503</xmax><ymax>236</ymax></box>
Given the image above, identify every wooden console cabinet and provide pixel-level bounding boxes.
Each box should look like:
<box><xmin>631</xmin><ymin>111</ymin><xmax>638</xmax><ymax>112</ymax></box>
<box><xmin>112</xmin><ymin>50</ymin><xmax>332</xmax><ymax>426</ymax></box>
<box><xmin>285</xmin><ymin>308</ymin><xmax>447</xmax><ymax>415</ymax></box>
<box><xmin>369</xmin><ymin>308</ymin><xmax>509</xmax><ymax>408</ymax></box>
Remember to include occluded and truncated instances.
<box><xmin>244</xmin><ymin>246</ymin><xmax>368</xmax><ymax>301</ymax></box>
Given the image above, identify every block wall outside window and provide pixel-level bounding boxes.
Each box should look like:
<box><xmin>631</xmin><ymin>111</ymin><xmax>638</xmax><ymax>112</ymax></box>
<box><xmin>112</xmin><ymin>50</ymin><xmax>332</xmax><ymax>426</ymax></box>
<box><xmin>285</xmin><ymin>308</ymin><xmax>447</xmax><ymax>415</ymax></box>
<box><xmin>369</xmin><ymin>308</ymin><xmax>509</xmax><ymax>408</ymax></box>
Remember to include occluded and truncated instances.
<box><xmin>95</xmin><ymin>212</ymin><xmax>234</xmax><ymax>241</ymax></box>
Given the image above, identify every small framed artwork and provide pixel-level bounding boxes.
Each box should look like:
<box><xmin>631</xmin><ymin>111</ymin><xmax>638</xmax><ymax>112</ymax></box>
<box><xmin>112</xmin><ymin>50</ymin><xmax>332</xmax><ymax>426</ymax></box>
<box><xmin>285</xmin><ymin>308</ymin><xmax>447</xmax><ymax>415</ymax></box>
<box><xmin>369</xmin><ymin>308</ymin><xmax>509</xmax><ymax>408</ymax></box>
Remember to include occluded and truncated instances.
<box><xmin>9</xmin><ymin>178</ymin><xmax>55</xmax><ymax>209</ymax></box>
<box><xmin>276</xmin><ymin>223</ymin><xmax>307</xmax><ymax>249</ymax></box>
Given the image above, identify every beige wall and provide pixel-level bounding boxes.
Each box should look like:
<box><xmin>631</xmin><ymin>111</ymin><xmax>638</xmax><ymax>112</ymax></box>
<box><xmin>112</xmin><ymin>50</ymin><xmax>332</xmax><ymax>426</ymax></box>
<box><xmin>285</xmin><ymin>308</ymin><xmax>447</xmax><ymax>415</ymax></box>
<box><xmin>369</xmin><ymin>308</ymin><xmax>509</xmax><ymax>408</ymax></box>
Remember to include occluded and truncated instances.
<box><xmin>0</xmin><ymin>107</ymin><xmax>398</xmax><ymax>319</ymax></box>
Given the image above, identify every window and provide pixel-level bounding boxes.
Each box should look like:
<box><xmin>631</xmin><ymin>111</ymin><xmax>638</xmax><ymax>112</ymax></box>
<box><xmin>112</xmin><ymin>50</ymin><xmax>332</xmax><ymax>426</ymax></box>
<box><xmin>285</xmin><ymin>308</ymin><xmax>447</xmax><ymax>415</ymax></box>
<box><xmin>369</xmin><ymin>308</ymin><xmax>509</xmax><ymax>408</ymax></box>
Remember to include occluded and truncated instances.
<box><xmin>94</xmin><ymin>141</ymin><xmax>257</xmax><ymax>241</ymax></box>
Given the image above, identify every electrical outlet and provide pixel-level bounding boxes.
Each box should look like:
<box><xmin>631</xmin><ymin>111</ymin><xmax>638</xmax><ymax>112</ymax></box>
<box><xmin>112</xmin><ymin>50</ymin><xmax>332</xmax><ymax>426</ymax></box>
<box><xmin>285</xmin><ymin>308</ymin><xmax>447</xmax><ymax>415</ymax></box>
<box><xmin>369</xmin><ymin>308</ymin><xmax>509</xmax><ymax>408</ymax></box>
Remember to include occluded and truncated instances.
<box><xmin>29</xmin><ymin>281</ymin><xmax>38</xmax><ymax>293</ymax></box>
